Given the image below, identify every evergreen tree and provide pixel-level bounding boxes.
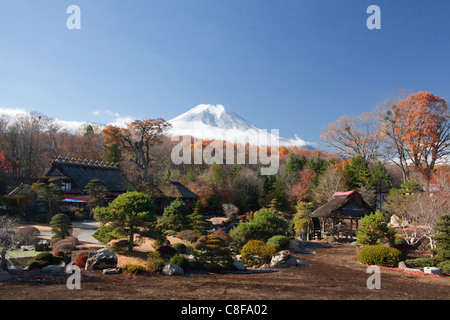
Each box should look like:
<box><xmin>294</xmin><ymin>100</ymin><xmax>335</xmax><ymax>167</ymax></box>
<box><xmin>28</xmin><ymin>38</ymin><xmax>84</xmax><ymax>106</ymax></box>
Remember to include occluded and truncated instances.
<box><xmin>84</xmin><ymin>179</ymin><xmax>109</xmax><ymax>209</ymax></box>
<box><xmin>343</xmin><ymin>156</ymin><xmax>371</xmax><ymax>190</ymax></box>
<box><xmin>431</xmin><ymin>214</ymin><xmax>450</xmax><ymax>264</ymax></box>
<box><xmin>93</xmin><ymin>192</ymin><xmax>157</xmax><ymax>252</ymax></box>
<box><xmin>31</xmin><ymin>178</ymin><xmax>64</xmax><ymax>216</ymax></box>
<box><xmin>158</xmin><ymin>198</ymin><xmax>191</xmax><ymax>231</ymax></box>
<box><xmin>208</xmin><ymin>163</ymin><xmax>225</xmax><ymax>189</ymax></box>
<box><xmin>103</xmin><ymin>143</ymin><xmax>123</xmax><ymax>165</ymax></box>
<box><xmin>305</xmin><ymin>156</ymin><xmax>329</xmax><ymax>178</ymax></box>
<box><xmin>50</xmin><ymin>213</ymin><xmax>72</xmax><ymax>240</ymax></box>
<box><xmin>291</xmin><ymin>201</ymin><xmax>315</xmax><ymax>237</ymax></box>
<box><xmin>369</xmin><ymin>161</ymin><xmax>392</xmax><ymax>188</ymax></box>
<box><xmin>285</xmin><ymin>153</ymin><xmax>304</xmax><ymax>175</ymax></box>
<box><xmin>187</xmin><ymin>200</ymin><xmax>209</xmax><ymax>237</ymax></box>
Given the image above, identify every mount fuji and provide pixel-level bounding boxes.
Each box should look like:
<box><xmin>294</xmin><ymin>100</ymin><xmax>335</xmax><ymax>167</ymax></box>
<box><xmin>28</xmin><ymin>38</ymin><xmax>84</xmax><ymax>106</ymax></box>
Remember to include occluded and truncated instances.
<box><xmin>167</xmin><ymin>104</ymin><xmax>315</xmax><ymax>149</ymax></box>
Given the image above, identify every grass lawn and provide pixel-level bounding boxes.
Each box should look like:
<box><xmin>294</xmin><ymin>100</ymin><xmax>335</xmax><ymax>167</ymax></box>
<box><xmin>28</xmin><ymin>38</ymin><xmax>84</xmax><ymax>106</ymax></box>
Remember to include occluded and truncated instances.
<box><xmin>1</xmin><ymin>247</ymin><xmax>41</xmax><ymax>268</ymax></box>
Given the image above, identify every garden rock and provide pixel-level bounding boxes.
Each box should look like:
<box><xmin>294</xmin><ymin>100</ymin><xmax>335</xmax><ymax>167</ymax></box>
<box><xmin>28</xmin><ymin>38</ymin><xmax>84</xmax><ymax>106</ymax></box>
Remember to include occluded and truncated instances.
<box><xmin>424</xmin><ymin>267</ymin><xmax>443</xmax><ymax>276</ymax></box>
<box><xmin>85</xmin><ymin>248</ymin><xmax>118</xmax><ymax>270</ymax></box>
<box><xmin>326</xmin><ymin>236</ymin><xmax>336</xmax><ymax>243</ymax></box>
<box><xmin>162</xmin><ymin>264</ymin><xmax>184</xmax><ymax>276</ymax></box>
<box><xmin>390</xmin><ymin>214</ymin><xmax>402</xmax><ymax>227</ymax></box>
<box><xmin>233</xmin><ymin>262</ymin><xmax>246</xmax><ymax>271</ymax></box>
<box><xmin>0</xmin><ymin>270</ymin><xmax>12</xmax><ymax>282</ymax></box>
<box><xmin>102</xmin><ymin>268</ymin><xmax>122</xmax><ymax>275</ymax></box>
<box><xmin>398</xmin><ymin>261</ymin><xmax>407</xmax><ymax>269</ymax></box>
<box><xmin>186</xmin><ymin>254</ymin><xmax>197</xmax><ymax>262</ymax></box>
<box><xmin>42</xmin><ymin>265</ymin><xmax>65</xmax><ymax>274</ymax></box>
<box><xmin>270</xmin><ymin>250</ymin><xmax>298</xmax><ymax>268</ymax></box>
<box><xmin>35</xmin><ymin>240</ymin><xmax>50</xmax><ymax>251</ymax></box>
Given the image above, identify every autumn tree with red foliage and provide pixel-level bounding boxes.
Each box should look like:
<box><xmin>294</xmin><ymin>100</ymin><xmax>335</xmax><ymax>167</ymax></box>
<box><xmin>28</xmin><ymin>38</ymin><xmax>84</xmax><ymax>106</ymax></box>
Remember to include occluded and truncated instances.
<box><xmin>0</xmin><ymin>152</ymin><xmax>12</xmax><ymax>174</ymax></box>
<box><xmin>286</xmin><ymin>169</ymin><xmax>316</xmax><ymax>203</ymax></box>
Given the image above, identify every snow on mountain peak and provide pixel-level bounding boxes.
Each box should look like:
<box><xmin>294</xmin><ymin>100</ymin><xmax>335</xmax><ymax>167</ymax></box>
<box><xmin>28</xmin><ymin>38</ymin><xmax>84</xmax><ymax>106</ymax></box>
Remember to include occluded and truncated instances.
<box><xmin>167</xmin><ymin>104</ymin><xmax>315</xmax><ymax>149</ymax></box>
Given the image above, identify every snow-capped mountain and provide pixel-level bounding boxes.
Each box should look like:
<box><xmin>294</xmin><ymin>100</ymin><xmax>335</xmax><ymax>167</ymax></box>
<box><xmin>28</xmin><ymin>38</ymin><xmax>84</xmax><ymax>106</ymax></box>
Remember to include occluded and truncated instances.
<box><xmin>0</xmin><ymin>104</ymin><xmax>315</xmax><ymax>149</ymax></box>
<box><xmin>167</xmin><ymin>104</ymin><xmax>315</xmax><ymax>149</ymax></box>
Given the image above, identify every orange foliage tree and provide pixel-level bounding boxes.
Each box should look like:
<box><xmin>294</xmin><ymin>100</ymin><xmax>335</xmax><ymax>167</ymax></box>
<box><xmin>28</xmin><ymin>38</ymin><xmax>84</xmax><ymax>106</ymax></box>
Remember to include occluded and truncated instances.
<box><xmin>186</xmin><ymin>181</ymin><xmax>215</xmax><ymax>207</ymax></box>
<box><xmin>392</xmin><ymin>91</ymin><xmax>449</xmax><ymax>174</ymax></box>
<box><xmin>287</xmin><ymin>169</ymin><xmax>317</xmax><ymax>203</ymax></box>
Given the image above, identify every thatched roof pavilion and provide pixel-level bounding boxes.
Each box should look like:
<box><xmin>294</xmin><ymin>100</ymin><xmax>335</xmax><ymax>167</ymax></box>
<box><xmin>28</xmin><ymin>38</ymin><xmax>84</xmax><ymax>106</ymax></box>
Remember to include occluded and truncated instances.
<box><xmin>43</xmin><ymin>160</ymin><xmax>135</xmax><ymax>195</ymax></box>
<box><xmin>310</xmin><ymin>190</ymin><xmax>374</xmax><ymax>239</ymax></box>
<box><xmin>154</xmin><ymin>180</ymin><xmax>199</xmax><ymax>213</ymax></box>
<box><xmin>158</xmin><ymin>180</ymin><xmax>199</xmax><ymax>199</ymax></box>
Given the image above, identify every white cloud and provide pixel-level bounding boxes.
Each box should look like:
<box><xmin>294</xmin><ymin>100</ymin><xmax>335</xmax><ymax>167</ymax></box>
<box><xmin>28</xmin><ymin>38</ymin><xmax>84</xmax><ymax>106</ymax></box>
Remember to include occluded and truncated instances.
<box><xmin>109</xmin><ymin>116</ymin><xmax>135</xmax><ymax>128</ymax></box>
<box><xmin>92</xmin><ymin>110</ymin><xmax>100</xmax><ymax>116</ymax></box>
<box><xmin>106</xmin><ymin>110</ymin><xmax>121</xmax><ymax>118</ymax></box>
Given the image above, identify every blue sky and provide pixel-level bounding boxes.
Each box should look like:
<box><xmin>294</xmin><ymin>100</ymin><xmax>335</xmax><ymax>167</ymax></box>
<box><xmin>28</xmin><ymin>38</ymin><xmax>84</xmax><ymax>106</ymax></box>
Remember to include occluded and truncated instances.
<box><xmin>0</xmin><ymin>0</ymin><xmax>449</xmax><ymax>144</ymax></box>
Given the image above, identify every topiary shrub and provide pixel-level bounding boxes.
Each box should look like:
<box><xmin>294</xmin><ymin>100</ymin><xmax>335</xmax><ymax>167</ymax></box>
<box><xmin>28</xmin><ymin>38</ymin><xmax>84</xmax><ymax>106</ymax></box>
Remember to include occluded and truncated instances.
<box><xmin>405</xmin><ymin>258</ymin><xmax>434</xmax><ymax>268</ymax></box>
<box><xmin>26</xmin><ymin>260</ymin><xmax>47</xmax><ymax>269</ymax></box>
<box><xmin>52</xmin><ymin>239</ymin><xmax>77</xmax><ymax>253</ymax></box>
<box><xmin>146</xmin><ymin>251</ymin><xmax>165</xmax><ymax>273</ymax></box>
<box><xmin>27</xmin><ymin>251</ymin><xmax>63</xmax><ymax>269</ymax></box>
<box><xmin>357</xmin><ymin>245</ymin><xmax>404</xmax><ymax>267</ymax></box>
<box><xmin>172</xmin><ymin>243</ymin><xmax>187</xmax><ymax>254</ymax></box>
<box><xmin>196</xmin><ymin>234</ymin><xmax>234</xmax><ymax>269</ymax></box>
<box><xmin>356</xmin><ymin>210</ymin><xmax>396</xmax><ymax>246</ymax></box>
<box><xmin>168</xmin><ymin>254</ymin><xmax>192</xmax><ymax>271</ymax></box>
<box><xmin>53</xmin><ymin>250</ymin><xmax>65</xmax><ymax>258</ymax></box>
<box><xmin>230</xmin><ymin>208</ymin><xmax>287</xmax><ymax>245</ymax></box>
<box><xmin>437</xmin><ymin>260</ymin><xmax>450</xmax><ymax>273</ymax></box>
<box><xmin>50</xmin><ymin>238</ymin><xmax>63</xmax><ymax>248</ymax></box>
<box><xmin>74</xmin><ymin>253</ymin><xmax>89</xmax><ymax>269</ymax></box>
<box><xmin>431</xmin><ymin>214</ymin><xmax>450</xmax><ymax>265</ymax></box>
<box><xmin>35</xmin><ymin>252</ymin><xmax>59</xmax><ymax>264</ymax></box>
<box><xmin>123</xmin><ymin>264</ymin><xmax>146</xmax><ymax>275</ymax></box>
<box><xmin>65</xmin><ymin>235</ymin><xmax>79</xmax><ymax>246</ymax></box>
<box><xmin>241</xmin><ymin>240</ymin><xmax>277</xmax><ymax>266</ymax></box>
<box><xmin>266</xmin><ymin>235</ymin><xmax>290</xmax><ymax>251</ymax></box>
<box><xmin>50</xmin><ymin>213</ymin><xmax>72</xmax><ymax>239</ymax></box>
<box><xmin>157</xmin><ymin>245</ymin><xmax>178</xmax><ymax>259</ymax></box>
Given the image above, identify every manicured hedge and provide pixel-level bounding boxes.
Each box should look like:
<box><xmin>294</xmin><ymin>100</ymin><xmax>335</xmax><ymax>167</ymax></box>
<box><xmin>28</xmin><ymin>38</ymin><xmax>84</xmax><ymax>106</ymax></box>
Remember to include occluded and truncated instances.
<box><xmin>266</xmin><ymin>235</ymin><xmax>290</xmax><ymax>251</ymax></box>
<box><xmin>241</xmin><ymin>240</ymin><xmax>276</xmax><ymax>265</ymax></box>
<box><xmin>357</xmin><ymin>245</ymin><xmax>404</xmax><ymax>267</ymax></box>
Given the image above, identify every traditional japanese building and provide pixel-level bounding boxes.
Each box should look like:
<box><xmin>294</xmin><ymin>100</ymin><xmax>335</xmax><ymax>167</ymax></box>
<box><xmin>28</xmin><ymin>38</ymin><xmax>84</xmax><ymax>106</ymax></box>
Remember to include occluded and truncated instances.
<box><xmin>310</xmin><ymin>190</ymin><xmax>374</xmax><ymax>240</ymax></box>
<box><xmin>154</xmin><ymin>180</ymin><xmax>199</xmax><ymax>213</ymax></box>
<box><xmin>41</xmin><ymin>158</ymin><xmax>135</xmax><ymax>208</ymax></box>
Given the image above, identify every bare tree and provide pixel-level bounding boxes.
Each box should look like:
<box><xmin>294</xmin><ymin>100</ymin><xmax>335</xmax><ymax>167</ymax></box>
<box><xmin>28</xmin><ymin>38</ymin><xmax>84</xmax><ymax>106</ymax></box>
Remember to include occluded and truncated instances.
<box><xmin>313</xmin><ymin>166</ymin><xmax>346</xmax><ymax>205</ymax></box>
<box><xmin>0</xmin><ymin>217</ymin><xmax>17</xmax><ymax>271</ymax></box>
<box><xmin>320</xmin><ymin>112</ymin><xmax>383</xmax><ymax>163</ymax></box>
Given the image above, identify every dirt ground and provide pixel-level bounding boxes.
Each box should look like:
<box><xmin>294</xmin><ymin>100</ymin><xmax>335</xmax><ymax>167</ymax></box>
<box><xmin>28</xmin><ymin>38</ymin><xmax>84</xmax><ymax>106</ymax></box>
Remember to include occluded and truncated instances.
<box><xmin>1</xmin><ymin>242</ymin><xmax>449</xmax><ymax>301</ymax></box>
